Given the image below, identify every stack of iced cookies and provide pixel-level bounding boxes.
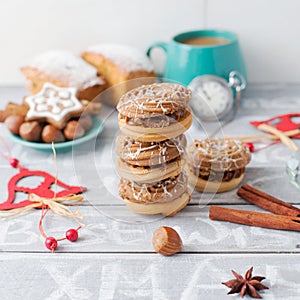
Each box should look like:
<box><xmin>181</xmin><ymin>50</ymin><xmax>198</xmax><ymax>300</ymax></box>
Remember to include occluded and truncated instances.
<box><xmin>116</xmin><ymin>83</ymin><xmax>193</xmax><ymax>216</ymax></box>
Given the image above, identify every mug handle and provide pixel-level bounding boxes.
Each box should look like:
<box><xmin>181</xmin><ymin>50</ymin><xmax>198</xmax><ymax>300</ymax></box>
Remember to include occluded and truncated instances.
<box><xmin>146</xmin><ymin>42</ymin><xmax>168</xmax><ymax>77</ymax></box>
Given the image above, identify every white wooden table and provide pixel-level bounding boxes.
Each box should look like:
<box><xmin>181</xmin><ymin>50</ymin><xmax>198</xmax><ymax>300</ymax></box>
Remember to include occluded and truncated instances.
<box><xmin>0</xmin><ymin>84</ymin><xmax>300</xmax><ymax>300</ymax></box>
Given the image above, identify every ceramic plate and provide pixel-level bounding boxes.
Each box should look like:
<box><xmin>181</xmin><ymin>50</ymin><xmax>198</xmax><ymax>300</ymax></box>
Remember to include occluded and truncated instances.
<box><xmin>7</xmin><ymin>118</ymin><xmax>104</xmax><ymax>153</ymax></box>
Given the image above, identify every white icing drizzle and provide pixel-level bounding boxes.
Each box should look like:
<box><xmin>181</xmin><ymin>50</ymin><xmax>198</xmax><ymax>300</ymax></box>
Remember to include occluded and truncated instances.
<box><xmin>126</xmin><ymin>172</ymin><xmax>187</xmax><ymax>203</ymax></box>
<box><xmin>188</xmin><ymin>138</ymin><xmax>251</xmax><ymax>171</ymax></box>
<box><xmin>25</xmin><ymin>50</ymin><xmax>105</xmax><ymax>89</ymax></box>
<box><xmin>118</xmin><ymin>135</ymin><xmax>185</xmax><ymax>163</ymax></box>
<box><xmin>117</xmin><ymin>83</ymin><xmax>191</xmax><ymax>118</ymax></box>
<box><xmin>86</xmin><ymin>44</ymin><xmax>154</xmax><ymax>73</ymax></box>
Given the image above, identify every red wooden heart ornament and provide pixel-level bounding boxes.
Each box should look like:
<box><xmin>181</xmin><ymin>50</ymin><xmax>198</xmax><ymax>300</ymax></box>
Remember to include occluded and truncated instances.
<box><xmin>0</xmin><ymin>167</ymin><xmax>87</xmax><ymax>210</ymax></box>
<box><xmin>251</xmin><ymin>113</ymin><xmax>300</xmax><ymax>138</ymax></box>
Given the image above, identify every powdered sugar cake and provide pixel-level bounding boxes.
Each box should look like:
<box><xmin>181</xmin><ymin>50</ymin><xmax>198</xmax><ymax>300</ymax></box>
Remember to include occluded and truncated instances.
<box><xmin>82</xmin><ymin>44</ymin><xmax>156</xmax><ymax>106</ymax></box>
<box><xmin>21</xmin><ymin>50</ymin><xmax>106</xmax><ymax>101</ymax></box>
<box><xmin>85</xmin><ymin>44</ymin><xmax>154</xmax><ymax>74</ymax></box>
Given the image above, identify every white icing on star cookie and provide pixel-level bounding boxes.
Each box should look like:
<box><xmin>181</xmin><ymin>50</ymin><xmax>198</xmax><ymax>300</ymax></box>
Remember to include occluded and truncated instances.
<box><xmin>25</xmin><ymin>83</ymin><xmax>83</xmax><ymax>129</ymax></box>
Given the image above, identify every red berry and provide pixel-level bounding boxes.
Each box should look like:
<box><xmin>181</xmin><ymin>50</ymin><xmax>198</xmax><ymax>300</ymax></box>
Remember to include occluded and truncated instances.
<box><xmin>245</xmin><ymin>142</ymin><xmax>255</xmax><ymax>153</ymax></box>
<box><xmin>66</xmin><ymin>229</ymin><xmax>78</xmax><ymax>242</ymax></box>
<box><xmin>9</xmin><ymin>158</ymin><xmax>19</xmax><ymax>168</ymax></box>
<box><xmin>45</xmin><ymin>237</ymin><xmax>58</xmax><ymax>252</ymax></box>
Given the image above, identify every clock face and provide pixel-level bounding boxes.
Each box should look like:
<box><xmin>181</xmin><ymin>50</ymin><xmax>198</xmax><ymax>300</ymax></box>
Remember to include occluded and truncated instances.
<box><xmin>189</xmin><ymin>76</ymin><xmax>234</xmax><ymax>121</ymax></box>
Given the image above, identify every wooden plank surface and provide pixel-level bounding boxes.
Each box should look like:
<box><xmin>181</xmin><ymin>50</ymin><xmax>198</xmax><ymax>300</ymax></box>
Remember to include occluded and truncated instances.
<box><xmin>1</xmin><ymin>205</ymin><xmax>300</xmax><ymax>253</ymax></box>
<box><xmin>1</xmin><ymin>85</ymin><xmax>300</xmax><ymax>299</ymax></box>
<box><xmin>0</xmin><ymin>253</ymin><xmax>299</xmax><ymax>300</ymax></box>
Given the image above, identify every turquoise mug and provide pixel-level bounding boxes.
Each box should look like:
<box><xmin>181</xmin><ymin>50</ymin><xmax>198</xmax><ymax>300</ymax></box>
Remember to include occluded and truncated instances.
<box><xmin>147</xmin><ymin>30</ymin><xmax>247</xmax><ymax>86</ymax></box>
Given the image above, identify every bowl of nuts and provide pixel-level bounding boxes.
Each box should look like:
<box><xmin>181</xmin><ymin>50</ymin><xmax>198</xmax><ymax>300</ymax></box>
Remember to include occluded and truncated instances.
<box><xmin>1</xmin><ymin>83</ymin><xmax>104</xmax><ymax>152</ymax></box>
<box><xmin>6</xmin><ymin>116</ymin><xmax>103</xmax><ymax>153</ymax></box>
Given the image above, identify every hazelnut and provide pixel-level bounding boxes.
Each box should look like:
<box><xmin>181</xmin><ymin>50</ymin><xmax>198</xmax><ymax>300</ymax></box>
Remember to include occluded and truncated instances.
<box><xmin>42</xmin><ymin>125</ymin><xmax>65</xmax><ymax>143</ymax></box>
<box><xmin>19</xmin><ymin>121</ymin><xmax>42</xmax><ymax>142</ymax></box>
<box><xmin>152</xmin><ymin>226</ymin><xmax>182</xmax><ymax>256</ymax></box>
<box><xmin>78</xmin><ymin>114</ymin><xmax>93</xmax><ymax>131</ymax></box>
<box><xmin>64</xmin><ymin>120</ymin><xmax>85</xmax><ymax>140</ymax></box>
<box><xmin>81</xmin><ymin>100</ymin><xmax>102</xmax><ymax>115</ymax></box>
<box><xmin>5</xmin><ymin>115</ymin><xmax>25</xmax><ymax>135</ymax></box>
<box><xmin>0</xmin><ymin>110</ymin><xmax>8</xmax><ymax>122</ymax></box>
<box><xmin>88</xmin><ymin>102</ymin><xmax>102</xmax><ymax>115</ymax></box>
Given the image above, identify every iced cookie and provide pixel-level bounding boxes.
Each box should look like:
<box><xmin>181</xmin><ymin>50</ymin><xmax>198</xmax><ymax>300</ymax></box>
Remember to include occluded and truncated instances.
<box><xmin>115</xmin><ymin>134</ymin><xmax>186</xmax><ymax>183</ymax></box>
<box><xmin>186</xmin><ymin>138</ymin><xmax>251</xmax><ymax>193</ymax></box>
<box><xmin>24</xmin><ymin>83</ymin><xmax>84</xmax><ymax>129</ymax></box>
<box><xmin>21</xmin><ymin>50</ymin><xmax>106</xmax><ymax>101</ymax></box>
<box><xmin>117</xmin><ymin>83</ymin><xmax>193</xmax><ymax>142</ymax></box>
<box><xmin>119</xmin><ymin>173</ymin><xmax>190</xmax><ymax>216</ymax></box>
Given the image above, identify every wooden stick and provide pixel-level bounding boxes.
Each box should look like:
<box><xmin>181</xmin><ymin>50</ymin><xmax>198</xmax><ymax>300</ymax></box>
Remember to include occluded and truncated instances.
<box><xmin>237</xmin><ymin>184</ymin><xmax>300</xmax><ymax>217</ymax></box>
<box><xmin>235</xmin><ymin>129</ymin><xmax>300</xmax><ymax>142</ymax></box>
<box><xmin>257</xmin><ymin>123</ymin><xmax>299</xmax><ymax>151</ymax></box>
<box><xmin>209</xmin><ymin>206</ymin><xmax>300</xmax><ymax>232</ymax></box>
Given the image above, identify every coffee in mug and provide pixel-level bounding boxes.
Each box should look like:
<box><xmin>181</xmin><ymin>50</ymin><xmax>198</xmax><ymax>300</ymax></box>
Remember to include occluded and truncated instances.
<box><xmin>181</xmin><ymin>36</ymin><xmax>230</xmax><ymax>46</ymax></box>
<box><xmin>147</xmin><ymin>30</ymin><xmax>247</xmax><ymax>86</ymax></box>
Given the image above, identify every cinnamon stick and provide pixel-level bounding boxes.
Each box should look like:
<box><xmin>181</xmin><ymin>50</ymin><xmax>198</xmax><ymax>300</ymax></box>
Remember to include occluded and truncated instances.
<box><xmin>209</xmin><ymin>206</ymin><xmax>300</xmax><ymax>232</ymax></box>
<box><xmin>237</xmin><ymin>184</ymin><xmax>300</xmax><ymax>217</ymax></box>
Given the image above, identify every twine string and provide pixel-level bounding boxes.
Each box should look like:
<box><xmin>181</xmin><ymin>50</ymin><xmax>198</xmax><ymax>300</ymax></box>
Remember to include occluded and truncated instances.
<box><xmin>0</xmin><ymin>135</ymin><xmax>12</xmax><ymax>161</ymax></box>
<box><xmin>0</xmin><ymin>135</ymin><xmax>24</xmax><ymax>168</ymax></box>
<box><xmin>0</xmin><ymin>193</ymin><xmax>85</xmax><ymax>219</ymax></box>
<box><xmin>38</xmin><ymin>142</ymin><xmax>84</xmax><ymax>244</ymax></box>
<box><xmin>38</xmin><ymin>203</ymin><xmax>82</xmax><ymax>240</ymax></box>
<box><xmin>39</xmin><ymin>204</ymin><xmax>49</xmax><ymax>239</ymax></box>
<box><xmin>52</xmin><ymin>142</ymin><xmax>58</xmax><ymax>200</ymax></box>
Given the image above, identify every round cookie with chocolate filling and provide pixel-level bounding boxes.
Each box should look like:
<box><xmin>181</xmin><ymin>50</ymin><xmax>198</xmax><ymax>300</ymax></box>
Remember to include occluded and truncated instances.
<box><xmin>117</xmin><ymin>83</ymin><xmax>193</xmax><ymax>142</ymax></box>
<box><xmin>115</xmin><ymin>134</ymin><xmax>186</xmax><ymax>183</ymax></box>
<box><xmin>119</xmin><ymin>173</ymin><xmax>190</xmax><ymax>216</ymax></box>
<box><xmin>186</xmin><ymin>138</ymin><xmax>251</xmax><ymax>193</ymax></box>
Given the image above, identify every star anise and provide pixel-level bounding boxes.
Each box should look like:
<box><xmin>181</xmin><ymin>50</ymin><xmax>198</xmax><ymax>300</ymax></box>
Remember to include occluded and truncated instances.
<box><xmin>222</xmin><ymin>267</ymin><xmax>269</xmax><ymax>299</ymax></box>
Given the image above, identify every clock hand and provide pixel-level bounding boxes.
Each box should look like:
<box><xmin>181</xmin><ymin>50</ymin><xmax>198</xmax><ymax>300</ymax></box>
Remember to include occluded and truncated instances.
<box><xmin>202</xmin><ymin>89</ymin><xmax>211</xmax><ymax>101</ymax></box>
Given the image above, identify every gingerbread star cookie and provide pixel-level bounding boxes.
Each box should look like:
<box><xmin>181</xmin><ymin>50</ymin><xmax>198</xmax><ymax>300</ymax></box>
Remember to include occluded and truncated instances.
<box><xmin>25</xmin><ymin>83</ymin><xmax>84</xmax><ymax>129</ymax></box>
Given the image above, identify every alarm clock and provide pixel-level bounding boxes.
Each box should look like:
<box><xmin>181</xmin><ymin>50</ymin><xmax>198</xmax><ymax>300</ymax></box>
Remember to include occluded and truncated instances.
<box><xmin>188</xmin><ymin>71</ymin><xmax>246</xmax><ymax>122</ymax></box>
